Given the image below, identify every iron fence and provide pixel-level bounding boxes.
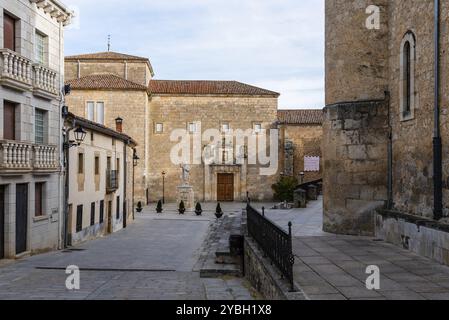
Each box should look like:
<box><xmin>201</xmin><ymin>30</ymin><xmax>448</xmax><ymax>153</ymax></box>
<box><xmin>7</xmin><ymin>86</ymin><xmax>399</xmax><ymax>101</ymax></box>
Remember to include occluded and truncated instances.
<box><xmin>246</xmin><ymin>204</ymin><xmax>295</xmax><ymax>291</ymax></box>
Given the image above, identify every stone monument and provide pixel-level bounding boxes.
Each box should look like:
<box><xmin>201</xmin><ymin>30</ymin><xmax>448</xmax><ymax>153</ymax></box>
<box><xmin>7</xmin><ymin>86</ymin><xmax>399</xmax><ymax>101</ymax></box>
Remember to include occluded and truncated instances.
<box><xmin>177</xmin><ymin>163</ymin><xmax>194</xmax><ymax>210</ymax></box>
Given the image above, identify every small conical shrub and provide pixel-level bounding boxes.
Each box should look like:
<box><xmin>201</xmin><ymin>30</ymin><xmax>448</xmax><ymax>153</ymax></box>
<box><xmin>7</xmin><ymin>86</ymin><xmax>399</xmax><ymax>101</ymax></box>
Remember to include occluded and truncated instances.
<box><xmin>195</xmin><ymin>202</ymin><xmax>203</xmax><ymax>216</ymax></box>
<box><xmin>156</xmin><ymin>200</ymin><xmax>163</xmax><ymax>213</ymax></box>
<box><xmin>215</xmin><ymin>203</ymin><xmax>223</xmax><ymax>219</ymax></box>
<box><xmin>178</xmin><ymin>200</ymin><xmax>186</xmax><ymax>214</ymax></box>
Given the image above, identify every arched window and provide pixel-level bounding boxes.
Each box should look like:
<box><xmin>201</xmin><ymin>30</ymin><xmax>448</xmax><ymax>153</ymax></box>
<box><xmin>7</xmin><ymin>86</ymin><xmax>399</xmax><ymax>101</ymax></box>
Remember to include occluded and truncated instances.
<box><xmin>400</xmin><ymin>32</ymin><xmax>416</xmax><ymax>121</ymax></box>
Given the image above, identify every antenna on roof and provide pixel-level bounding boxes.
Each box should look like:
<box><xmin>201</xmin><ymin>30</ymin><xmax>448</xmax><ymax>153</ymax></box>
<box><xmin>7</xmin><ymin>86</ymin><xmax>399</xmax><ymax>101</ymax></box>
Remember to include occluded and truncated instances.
<box><xmin>107</xmin><ymin>35</ymin><xmax>111</xmax><ymax>52</ymax></box>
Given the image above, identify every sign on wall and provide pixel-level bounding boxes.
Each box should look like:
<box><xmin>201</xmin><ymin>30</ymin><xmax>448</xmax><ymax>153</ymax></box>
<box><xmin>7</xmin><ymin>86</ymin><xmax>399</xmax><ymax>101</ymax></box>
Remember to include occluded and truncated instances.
<box><xmin>304</xmin><ymin>156</ymin><xmax>320</xmax><ymax>172</ymax></box>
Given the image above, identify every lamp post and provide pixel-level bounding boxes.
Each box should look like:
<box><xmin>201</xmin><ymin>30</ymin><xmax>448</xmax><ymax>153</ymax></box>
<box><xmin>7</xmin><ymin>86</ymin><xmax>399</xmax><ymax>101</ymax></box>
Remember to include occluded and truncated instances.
<box><xmin>62</xmin><ymin>120</ymin><xmax>86</xmax><ymax>248</ymax></box>
<box><xmin>132</xmin><ymin>150</ymin><xmax>139</xmax><ymax>219</ymax></box>
<box><xmin>162</xmin><ymin>171</ymin><xmax>166</xmax><ymax>204</ymax></box>
<box><xmin>299</xmin><ymin>171</ymin><xmax>305</xmax><ymax>185</ymax></box>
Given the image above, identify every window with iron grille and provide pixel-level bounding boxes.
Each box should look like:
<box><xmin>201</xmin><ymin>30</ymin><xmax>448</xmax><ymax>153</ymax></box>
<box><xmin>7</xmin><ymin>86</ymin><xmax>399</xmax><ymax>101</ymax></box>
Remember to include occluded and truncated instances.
<box><xmin>76</xmin><ymin>205</ymin><xmax>83</xmax><ymax>232</ymax></box>
<box><xmin>35</xmin><ymin>109</ymin><xmax>45</xmax><ymax>144</ymax></box>
<box><xmin>90</xmin><ymin>202</ymin><xmax>95</xmax><ymax>226</ymax></box>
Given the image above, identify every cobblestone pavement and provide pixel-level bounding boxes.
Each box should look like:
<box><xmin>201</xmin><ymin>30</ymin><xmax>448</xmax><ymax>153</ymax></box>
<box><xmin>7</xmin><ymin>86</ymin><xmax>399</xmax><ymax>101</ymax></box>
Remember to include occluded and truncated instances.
<box><xmin>262</xmin><ymin>198</ymin><xmax>449</xmax><ymax>300</ymax></box>
<box><xmin>0</xmin><ymin>207</ymin><xmax>255</xmax><ymax>300</ymax></box>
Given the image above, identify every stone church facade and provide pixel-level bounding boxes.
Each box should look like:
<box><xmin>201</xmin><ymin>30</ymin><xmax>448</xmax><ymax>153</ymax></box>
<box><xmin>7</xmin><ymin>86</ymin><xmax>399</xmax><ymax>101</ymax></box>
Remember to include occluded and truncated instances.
<box><xmin>324</xmin><ymin>0</ymin><xmax>449</xmax><ymax>262</ymax></box>
<box><xmin>64</xmin><ymin>51</ymin><xmax>323</xmax><ymax>204</ymax></box>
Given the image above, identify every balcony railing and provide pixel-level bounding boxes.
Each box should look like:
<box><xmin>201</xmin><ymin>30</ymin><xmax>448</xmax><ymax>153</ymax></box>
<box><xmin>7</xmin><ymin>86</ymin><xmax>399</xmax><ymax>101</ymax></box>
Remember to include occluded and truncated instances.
<box><xmin>32</xmin><ymin>64</ymin><xmax>58</xmax><ymax>97</ymax></box>
<box><xmin>106</xmin><ymin>170</ymin><xmax>118</xmax><ymax>193</ymax></box>
<box><xmin>0</xmin><ymin>49</ymin><xmax>58</xmax><ymax>98</ymax></box>
<box><xmin>0</xmin><ymin>140</ymin><xmax>58</xmax><ymax>172</ymax></box>
<box><xmin>0</xmin><ymin>49</ymin><xmax>32</xmax><ymax>90</ymax></box>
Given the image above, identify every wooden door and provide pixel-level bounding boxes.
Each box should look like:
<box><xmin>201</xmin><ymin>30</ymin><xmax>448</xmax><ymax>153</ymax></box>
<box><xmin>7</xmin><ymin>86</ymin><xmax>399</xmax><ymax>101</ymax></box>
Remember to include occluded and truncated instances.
<box><xmin>0</xmin><ymin>186</ymin><xmax>5</xmax><ymax>259</ymax></box>
<box><xmin>3</xmin><ymin>102</ymin><xmax>15</xmax><ymax>140</ymax></box>
<box><xmin>3</xmin><ymin>13</ymin><xmax>15</xmax><ymax>51</ymax></box>
<box><xmin>76</xmin><ymin>205</ymin><xmax>83</xmax><ymax>232</ymax></box>
<box><xmin>217</xmin><ymin>173</ymin><xmax>234</xmax><ymax>202</ymax></box>
<box><xmin>15</xmin><ymin>184</ymin><xmax>28</xmax><ymax>255</ymax></box>
<box><xmin>107</xmin><ymin>200</ymin><xmax>112</xmax><ymax>233</ymax></box>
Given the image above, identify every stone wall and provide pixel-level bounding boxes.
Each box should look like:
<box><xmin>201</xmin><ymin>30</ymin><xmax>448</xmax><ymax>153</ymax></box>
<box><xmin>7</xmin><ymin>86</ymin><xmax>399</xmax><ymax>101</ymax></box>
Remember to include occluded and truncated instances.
<box><xmin>325</xmin><ymin>0</ymin><xmax>389</xmax><ymax>105</ymax></box>
<box><xmin>65</xmin><ymin>90</ymin><xmax>149</xmax><ymax>204</ymax></box>
<box><xmin>280</xmin><ymin>124</ymin><xmax>323</xmax><ymax>183</ymax></box>
<box><xmin>148</xmin><ymin>95</ymin><xmax>279</xmax><ymax>203</ymax></box>
<box><xmin>65</xmin><ymin>60</ymin><xmax>151</xmax><ymax>86</ymax></box>
<box><xmin>323</xmin><ymin>100</ymin><xmax>389</xmax><ymax>235</ymax></box>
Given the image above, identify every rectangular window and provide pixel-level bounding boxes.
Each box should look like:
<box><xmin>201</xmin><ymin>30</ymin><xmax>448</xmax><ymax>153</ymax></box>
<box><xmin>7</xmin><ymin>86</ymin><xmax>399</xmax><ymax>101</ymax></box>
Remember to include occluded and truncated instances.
<box><xmin>96</xmin><ymin>102</ymin><xmax>104</xmax><ymax>125</ymax></box>
<box><xmin>4</xmin><ymin>13</ymin><xmax>16</xmax><ymax>51</ymax></box>
<box><xmin>35</xmin><ymin>182</ymin><xmax>44</xmax><ymax>217</ymax></box>
<box><xmin>116</xmin><ymin>196</ymin><xmax>120</xmax><ymax>219</ymax></box>
<box><xmin>254</xmin><ymin>123</ymin><xmax>262</xmax><ymax>133</ymax></box>
<box><xmin>95</xmin><ymin>156</ymin><xmax>100</xmax><ymax>175</ymax></box>
<box><xmin>78</xmin><ymin>153</ymin><xmax>84</xmax><ymax>174</ymax></box>
<box><xmin>155</xmin><ymin>123</ymin><xmax>163</xmax><ymax>133</ymax></box>
<box><xmin>116</xmin><ymin>158</ymin><xmax>120</xmax><ymax>173</ymax></box>
<box><xmin>35</xmin><ymin>109</ymin><xmax>45</xmax><ymax>144</ymax></box>
<box><xmin>221</xmin><ymin>122</ymin><xmax>230</xmax><ymax>133</ymax></box>
<box><xmin>188</xmin><ymin>122</ymin><xmax>196</xmax><ymax>133</ymax></box>
<box><xmin>76</xmin><ymin>205</ymin><xmax>83</xmax><ymax>232</ymax></box>
<box><xmin>90</xmin><ymin>202</ymin><xmax>95</xmax><ymax>226</ymax></box>
<box><xmin>35</xmin><ymin>31</ymin><xmax>46</xmax><ymax>65</ymax></box>
<box><xmin>99</xmin><ymin>200</ymin><xmax>104</xmax><ymax>223</ymax></box>
<box><xmin>87</xmin><ymin>102</ymin><xmax>95</xmax><ymax>121</ymax></box>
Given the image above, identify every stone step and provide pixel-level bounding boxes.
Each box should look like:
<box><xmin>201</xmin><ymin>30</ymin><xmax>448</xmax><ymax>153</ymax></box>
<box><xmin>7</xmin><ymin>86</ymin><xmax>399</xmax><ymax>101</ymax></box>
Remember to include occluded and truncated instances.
<box><xmin>200</xmin><ymin>262</ymin><xmax>242</xmax><ymax>278</ymax></box>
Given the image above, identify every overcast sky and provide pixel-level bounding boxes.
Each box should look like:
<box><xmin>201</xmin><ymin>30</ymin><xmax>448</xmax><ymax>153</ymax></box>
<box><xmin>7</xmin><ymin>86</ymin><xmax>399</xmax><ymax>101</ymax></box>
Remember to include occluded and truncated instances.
<box><xmin>64</xmin><ymin>0</ymin><xmax>324</xmax><ymax>109</ymax></box>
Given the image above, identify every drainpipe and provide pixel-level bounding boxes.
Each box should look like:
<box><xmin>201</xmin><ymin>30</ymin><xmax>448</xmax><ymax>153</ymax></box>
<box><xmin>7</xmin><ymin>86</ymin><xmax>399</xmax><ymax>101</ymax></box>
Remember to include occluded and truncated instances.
<box><xmin>385</xmin><ymin>91</ymin><xmax>393</xmax><ymax>210</ymax></box>
<box><xmin>123</xmin><ymin>140</ymin><xmax>127</xmax><ymax>228</ymax></box>
<box><xmin>433</xmin><ymin>0</ymin><xmax>443</xmax><ymax>220</ymax></box>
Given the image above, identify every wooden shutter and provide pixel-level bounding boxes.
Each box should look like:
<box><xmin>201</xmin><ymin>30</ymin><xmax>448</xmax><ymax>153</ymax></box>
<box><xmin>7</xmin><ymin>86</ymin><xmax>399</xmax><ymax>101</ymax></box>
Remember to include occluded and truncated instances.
<box><xmin>3</xmin><ymin>102</ymin><xmax>16</xmax><ymax>140</ymax></box>
<box><xmin>3</xmin><ymin>14</ymin><xmax>15</xmax><ymax>51</ymax></box>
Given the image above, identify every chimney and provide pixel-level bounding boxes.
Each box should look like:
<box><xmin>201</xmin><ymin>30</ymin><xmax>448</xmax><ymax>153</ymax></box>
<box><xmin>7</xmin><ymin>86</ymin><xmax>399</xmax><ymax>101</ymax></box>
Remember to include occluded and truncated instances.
<box><xmin>115</xmin><ymin>117</ymin><xmax>123</xmax><ymax>133</ymax></box>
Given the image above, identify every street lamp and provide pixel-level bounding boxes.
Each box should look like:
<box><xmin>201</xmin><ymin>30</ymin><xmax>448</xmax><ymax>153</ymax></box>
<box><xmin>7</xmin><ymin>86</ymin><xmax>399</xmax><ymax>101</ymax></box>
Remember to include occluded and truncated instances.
<box><xmin>73</xmin><ymin>126</ymin><xmax>87</xmax><ymax>145</ymax></box>
<box><xmin>162</xmin><ymin>171</ymin><xmax>166</xmax><ymax>204</ymax></box>
<box><xmin>299</xmin><ymin>171</ymin><xmax>305</xmax><ymax>184</ymax></box>
<box><xmin>133</xmin><ymin>151</ymin><xmax>139</xmax><ymax>167</ymax></box>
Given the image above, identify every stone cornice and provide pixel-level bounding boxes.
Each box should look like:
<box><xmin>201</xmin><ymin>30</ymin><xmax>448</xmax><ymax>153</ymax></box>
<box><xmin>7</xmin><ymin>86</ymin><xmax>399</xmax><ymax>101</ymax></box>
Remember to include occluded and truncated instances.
<box><xmin>29</xmin><ymin>0</ymin><xmax>73</xmax><ymax>26</ymax></box>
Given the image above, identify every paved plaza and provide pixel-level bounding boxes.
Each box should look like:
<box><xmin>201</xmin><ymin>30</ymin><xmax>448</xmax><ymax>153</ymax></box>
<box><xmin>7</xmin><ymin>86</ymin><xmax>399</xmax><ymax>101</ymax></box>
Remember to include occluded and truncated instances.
<box><xmin>0</xmin><ymin>207</ymin><xmax>255</xmax><ymax>300</ymax></box>
<box><xmin>261</xmin><ymin>197</ymin><xmax>449</xmax><ymax>300</ymax></box>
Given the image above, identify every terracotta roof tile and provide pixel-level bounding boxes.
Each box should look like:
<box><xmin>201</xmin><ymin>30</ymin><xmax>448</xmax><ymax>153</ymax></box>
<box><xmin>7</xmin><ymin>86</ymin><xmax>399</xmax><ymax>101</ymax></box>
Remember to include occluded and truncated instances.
<box><xmin>148</xmin><ymin>80</ymin><xmax>280</xmax><ymax>96</ymax></box>
<box><xmin>278</xmin><ymin>109</ymin><xmax>324</xmax><ymax>125</ymax></box>
<box><xmin>65</xmin><ymin>51</ymin><xmax>149</xmax><ymax>61</ymax></box>
<box><xmin>66</xmin><ymin>74</ymin><xmax>148</xmax><ymax>91</ymax></box>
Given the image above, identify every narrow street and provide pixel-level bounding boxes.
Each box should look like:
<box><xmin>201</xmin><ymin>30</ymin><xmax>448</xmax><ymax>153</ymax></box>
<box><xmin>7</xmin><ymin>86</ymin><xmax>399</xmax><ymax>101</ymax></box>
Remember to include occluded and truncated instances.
<box><xmin>0</xmin><ymin>207</ymin><xmax>255</xmax><ymax>300</ymax></box>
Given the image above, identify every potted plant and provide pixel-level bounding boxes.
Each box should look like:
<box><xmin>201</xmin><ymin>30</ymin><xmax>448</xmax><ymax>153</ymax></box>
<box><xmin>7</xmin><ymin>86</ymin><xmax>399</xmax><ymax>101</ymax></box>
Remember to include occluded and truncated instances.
<box><xmin>136</xmin><ymin>201</ymin><xmax>143</xmax><ymax>213</ymax></box>
<box><xmin>195</xmin><ymin>202</ymin><xmax>203</xmax><ymax>216</ymax></box>
<box><xmin>178</xmin><ymin>200</ymin><xmax>186</xmax><ymax>215</ymax></box>
<box><xmin>215</xmin><ymin>203</ymin><xmax>223</xmax><ymax>219</ymax></box>
<box><xmin>156</xmin><ymin>200</ymin><xmax>163</xmax><ymax>214</ymax></box>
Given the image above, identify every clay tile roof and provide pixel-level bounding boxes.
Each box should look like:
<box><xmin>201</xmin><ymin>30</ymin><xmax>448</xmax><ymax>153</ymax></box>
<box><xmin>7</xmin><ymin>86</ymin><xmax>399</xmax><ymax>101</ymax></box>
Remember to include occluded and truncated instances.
<box><xmin>65</xmin><ymin>51</ymin><xmax>149</xmax><ymax>61</ymax></box>
<box><xmin>148</xmin><ymin>80</ymin><xmax>280</xmax><ymax>96</ymax></box>
<box><xmin>277</xmin><ymin>109</ymin><xmax>324</xmax><ymax>125</ymax></box>
<box><xmin>66</xmin><ymin>74</ymin><xmax>148</xmax><ymax>91</ymax></box>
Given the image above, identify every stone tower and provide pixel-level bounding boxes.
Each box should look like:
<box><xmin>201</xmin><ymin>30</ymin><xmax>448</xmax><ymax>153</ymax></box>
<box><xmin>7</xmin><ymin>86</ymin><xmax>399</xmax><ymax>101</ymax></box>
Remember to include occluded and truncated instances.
<box><xmin>323</xmin><ymin>0</ymin><xmax>390</xmax><ymax>235</ymax></box>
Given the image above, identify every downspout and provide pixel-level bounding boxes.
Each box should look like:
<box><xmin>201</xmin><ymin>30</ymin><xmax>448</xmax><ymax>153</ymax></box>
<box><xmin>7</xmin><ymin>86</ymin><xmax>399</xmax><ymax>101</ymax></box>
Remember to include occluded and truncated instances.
<box><xmin>433</xmin><ymin>0</ymin><xmax>443</xmax><ymax>220</ymax></box>
<box><xmin>386</xmin><ymin>91</ymin><xmax>393</xmax><ymax>209</ymax></box>
<box><xmin>123</xmin><ymin>140</ymin><xmax>127</xmax><ymax>228</ymax></box>
<box><xmin>63</xmin><ymin>118</ymin><xmax>76</xmax><ymax>248</ymax></box>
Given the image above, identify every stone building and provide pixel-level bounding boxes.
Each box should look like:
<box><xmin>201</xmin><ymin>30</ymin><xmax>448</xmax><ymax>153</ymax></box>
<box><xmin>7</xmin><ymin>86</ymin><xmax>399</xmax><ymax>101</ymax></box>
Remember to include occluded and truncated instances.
<box><xmin>324</xmin><ymin>0</ymin><xmax>449</xmax><ymax>265</ymax></box>
<box><xmin>64</xmin><ymin>51</ymin><xmax>323</xmax><ymax>204</ymax></box>
<box><xmin>0</xmin><ymin>0</ymin><xmax>71</xmax><ymax>259</ymax></box>
<box><xmin>65</xmin><ymin>113</ymin><xmax>136</xmax><ymax>245</ymax></box>
<box><xmin>278</xmin><ymin>109</ymin><xmax>323</xmax><ymax>184</ymax></box>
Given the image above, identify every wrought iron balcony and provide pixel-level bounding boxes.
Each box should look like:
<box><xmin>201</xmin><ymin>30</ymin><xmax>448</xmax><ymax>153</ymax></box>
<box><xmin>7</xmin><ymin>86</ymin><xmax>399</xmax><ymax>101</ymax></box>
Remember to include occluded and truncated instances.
<box><xmin>0</xmin><ymin>140</ymin><xmax>58</xmax><ymax>173</ymax></box>
<box><xmin>0</xmin><ymin>49</ymin><xmax>59</xmax><ymax>99</ymax></box>
<box><xmin>106</xmin><ymin>170</ymin><xmax>118</xmax><ymax>193</ymax></box>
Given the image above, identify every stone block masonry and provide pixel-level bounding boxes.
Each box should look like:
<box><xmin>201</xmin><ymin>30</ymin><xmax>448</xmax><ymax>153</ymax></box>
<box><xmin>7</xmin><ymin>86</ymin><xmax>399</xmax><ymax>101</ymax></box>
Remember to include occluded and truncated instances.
<box><xmin>323</xmin><ymin>99</ymin><xmax>389</xmax><ymax>235</ymax></box>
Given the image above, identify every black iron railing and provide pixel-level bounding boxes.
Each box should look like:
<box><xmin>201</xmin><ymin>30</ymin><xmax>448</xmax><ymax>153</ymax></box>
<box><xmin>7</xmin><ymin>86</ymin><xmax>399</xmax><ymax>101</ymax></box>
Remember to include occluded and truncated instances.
<box><xmin>246</xmin><ymin>204</ymin><xmax>295</xmax><ymax>291</ymax></box>
<box><xmin>106</xmin><ymin>170</ymin><xmax>118</xmax><ymax>192</ymax></box>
